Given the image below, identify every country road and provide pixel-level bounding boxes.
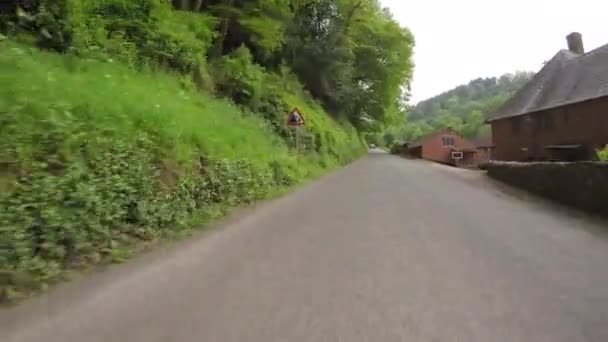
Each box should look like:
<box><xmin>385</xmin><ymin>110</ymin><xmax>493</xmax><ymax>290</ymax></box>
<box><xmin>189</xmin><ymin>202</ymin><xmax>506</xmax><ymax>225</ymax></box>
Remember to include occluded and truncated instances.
<box><xmin>3</xmin><ymin>152</ymin><xmax>608</xmax><ymax>342</ymax></box>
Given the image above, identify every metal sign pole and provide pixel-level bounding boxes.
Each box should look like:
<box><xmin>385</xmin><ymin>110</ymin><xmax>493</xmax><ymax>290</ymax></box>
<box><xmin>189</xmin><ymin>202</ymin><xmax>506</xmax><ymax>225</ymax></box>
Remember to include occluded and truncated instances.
<box><xmin>287</xmin><ymin>107</ymin><xmax>305</xmax><ymax>154</ymax></box>
<box><xmin>295</xmin><ymin>126</ymin><xmax>300</xmax><ymax>153</ymax></box>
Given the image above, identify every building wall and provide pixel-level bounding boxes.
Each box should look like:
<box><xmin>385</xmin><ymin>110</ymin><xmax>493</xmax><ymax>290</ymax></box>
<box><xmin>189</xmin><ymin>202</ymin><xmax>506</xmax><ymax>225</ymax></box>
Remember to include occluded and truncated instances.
<box><xmin>455</xmin><ymin>151</ymin><xmax>477</xmax><ymax>167</ymax></box>
<box><xmin>420</xmin><ymin>129</ymin><xmax>477</xmax><ymax>164</ymax></box>
<box><xmin>492</xmin><ymin>96</ymin><xmax>608</xmax><ymax>161</ymax></box>
<box><xmin>476</xmin><ymin>147</ymin><xmax>494</xmax><ymax>164</ymax></box>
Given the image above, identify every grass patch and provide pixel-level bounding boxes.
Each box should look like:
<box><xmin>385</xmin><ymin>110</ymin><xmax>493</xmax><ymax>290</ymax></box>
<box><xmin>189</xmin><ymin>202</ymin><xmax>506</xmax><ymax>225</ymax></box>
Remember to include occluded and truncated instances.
<box><xmin>0</xmin><ymin>41</ymin><xmax>365</xmax><ymax>303</ymax></box>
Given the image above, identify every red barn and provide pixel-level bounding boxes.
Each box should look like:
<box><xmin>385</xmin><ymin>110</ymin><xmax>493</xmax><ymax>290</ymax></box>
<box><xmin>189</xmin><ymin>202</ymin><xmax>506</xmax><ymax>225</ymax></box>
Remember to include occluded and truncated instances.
<box><xmin>487</xmin><ymin>33</ymin><xmax>608</xmax><ymax>162</ymax></box>
<box><xmin>408</xmin><ymin>128</ymin><xmax>477</xmax><ymax>167</ymax></box>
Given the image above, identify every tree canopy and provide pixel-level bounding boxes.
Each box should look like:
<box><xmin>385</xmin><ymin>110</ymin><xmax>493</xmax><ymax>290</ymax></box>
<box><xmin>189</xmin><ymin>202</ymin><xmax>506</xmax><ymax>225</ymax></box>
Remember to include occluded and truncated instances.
<box><xmin>409</xmin><ymin>72</ymin><xmax>534</xmax><ymax>123</ymax></box>
<box><xmin>394</xmin><ymin>71</ymin><xmax>534</xmax><ymax>143</ymax></box>
<box><xmin>1</xmin><ymin>0</ymin><xmax>414</xmax><ymax>130</ymax></box>
<box><xmin>170</xmin><ymin>0</ymin><xmax>415</xmax><ymax>129</ymax></box>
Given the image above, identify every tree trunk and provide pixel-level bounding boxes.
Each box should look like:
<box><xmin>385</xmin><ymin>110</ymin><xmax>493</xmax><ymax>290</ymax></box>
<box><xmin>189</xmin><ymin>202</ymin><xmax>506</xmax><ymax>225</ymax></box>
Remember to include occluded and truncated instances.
<box><xmin>210</xmin><ymin>0</ymin><xmax>234</xmax><ymax>58</ymax></box>
<box><xmin>217</xmin><ymin>17</ymin><xmax>229</xmax><ymax>54</ymax></box>
<box><xmin>173</xmin><ymin>0</ymin><xmax>190</xmax><ymax>10</ymax></box>
<box><xmin>193</xmin><ymin>0</ymin><xmax>204</xmax><ymax>12</ymax></box>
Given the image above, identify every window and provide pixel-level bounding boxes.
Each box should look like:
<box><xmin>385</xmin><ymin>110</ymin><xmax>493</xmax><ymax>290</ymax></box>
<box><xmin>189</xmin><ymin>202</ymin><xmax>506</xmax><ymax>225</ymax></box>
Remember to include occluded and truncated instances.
<box><xmin>442</xmin><ymin>136</ymin><xmax>455</xmax><ymax>147</ymax></box>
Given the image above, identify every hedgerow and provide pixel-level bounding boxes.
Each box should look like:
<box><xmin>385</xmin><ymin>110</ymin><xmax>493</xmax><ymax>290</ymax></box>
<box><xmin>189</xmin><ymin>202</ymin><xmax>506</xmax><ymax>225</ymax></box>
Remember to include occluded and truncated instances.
<box><xmin>0</xmin><ymin>0</ymin><xmax>367</xmax><ymax>302</ymax></box>
<box><xmin>0</xmin><ymin>39</ymin><xmax>364</xmax><ymax>302</ymax></box>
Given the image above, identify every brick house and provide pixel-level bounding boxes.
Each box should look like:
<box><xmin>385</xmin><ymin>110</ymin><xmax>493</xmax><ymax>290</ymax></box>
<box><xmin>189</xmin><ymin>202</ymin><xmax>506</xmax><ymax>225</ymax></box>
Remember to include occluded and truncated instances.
<box><xmin>408</xmin><ymin>128</ymin><xmax>477</xmax><ymax>167</ymax></box>
<box><xmin>487</xmin><ymin>33</ymin><xmax>608</xmax><ymax>162</ymax></box>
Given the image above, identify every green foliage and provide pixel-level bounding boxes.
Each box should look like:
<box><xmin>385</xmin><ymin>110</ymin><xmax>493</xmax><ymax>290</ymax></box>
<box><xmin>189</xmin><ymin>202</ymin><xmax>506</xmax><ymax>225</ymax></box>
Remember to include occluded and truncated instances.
<box><xmin>210</xmin><ymin>46</ymin><xmax>296</xmax><ymax>141</ymax></box>
<box><xmin>76</xmin><ymin>0</ymin><xmax>216</xmax><ymax>72</ymax></box>
<box><xmin>389</xmin><ymin>142</ymin><xmax>407</xmax><ymax>155</ymax></box>
<box><xmin>391</xmin><ymin>72</ymin><xmax>534</xmax><ymax>142</ymax></box>
<box><xmin>597</xmin><ymin>146</ymin><xmax>608</xmax><ymax>161</ymax></box>
<box><xmin>209</xmin><ymin>44</ymin><xmax>366</xmax><ymax>159</ymax></box>
<box><xmin>2</xmin><ymin>0</ymin><xmax>404</xmax><ymax>301</ymax></box>
<box><xmin>0</xmin><ymin>0</ymin><xmax>74</xmax><ymax>51</ymax></box>
<box><xmin>0</xmin><ymin>42</ymin><xmax>365</xmax><ymax>301</ymax></box>
<box><xmin>198</xmin><ymin>0</ymin><xmax>293</xmax><ymax>63</ymax></box>
<box><xmin>212</xmin><ymin>46</ymin><xmax>270</xmax><ymax>107</ymax></box>
<box><xmin>383</xmin><ymin>131</ymin><xmax>396</xmax><ymax>147</ymax></box>
<box><xmin>409</xmin><ymin>72</ymin><xmax>534</xmax><ymax>123</ymax></box>
<box><xmin>1</xmin><ymin>0</ymin><xmax>216</xmax><ymax>73</ymax></box>
<box><xmin>284</xmin><ymin>0</ymin><xmax>414</xmax><ymax>128</ymax></box>
<box><xmin>2</xmin><ymin>0</ymin><xmax>414</xmax><ymax>130</ymax></box>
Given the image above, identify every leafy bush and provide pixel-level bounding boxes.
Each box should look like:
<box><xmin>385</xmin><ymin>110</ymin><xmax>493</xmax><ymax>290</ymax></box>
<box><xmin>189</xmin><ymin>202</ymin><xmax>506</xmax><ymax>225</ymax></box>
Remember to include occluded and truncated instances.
<box><xmin>211</xmin><ymin>46</ymin><xmax>305</xmax><ymax>142</ymax></box>
<box><xmin>0</xmin><ymin>1</ymin><xmax>367</xmax><ymax>303</ymax></box>
<box><xmin>209</xmin><ymin>46</ymin><xmax>368</xmax><ymax>159</ymax></box>
<box><xmin>389</xmin><ymin>142</ymin><xmax>408</xmax><ymax>155</ymax></box>
<box><xmin>211</xmin><ymin>46</ymin><xmax>270</xmax><ymax>107</ymax></box>
<box><xmin>597</xmin><ymin>146</ymin><xmax>608</xmax><ymax>161</ymax></box>
<box><xmin>1</xmin><ymin>0</ymin><xmax>216</xmax><ymax>73</ymax></box>
<box><xmin>0</xmin><ymin>42</ymin><xmax>365</xmax><ymax>302</ymax></box>
<box><xmin>0</xmin><ymin>0</ymin><xmax>73</xmax><ymax>51</ymax></box>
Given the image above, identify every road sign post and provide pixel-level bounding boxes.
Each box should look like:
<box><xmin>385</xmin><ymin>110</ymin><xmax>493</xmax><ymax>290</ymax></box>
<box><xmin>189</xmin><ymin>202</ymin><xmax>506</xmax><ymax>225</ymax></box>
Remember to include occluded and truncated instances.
<box><xmin>287</xmin><ymin>107</ymin><xmax>305</xmax><ymax>153</ymax></box>
<box><xmin>295</xmin><ymin>126</ymin><xmax>300</xmax><ymax>153</ymax></box>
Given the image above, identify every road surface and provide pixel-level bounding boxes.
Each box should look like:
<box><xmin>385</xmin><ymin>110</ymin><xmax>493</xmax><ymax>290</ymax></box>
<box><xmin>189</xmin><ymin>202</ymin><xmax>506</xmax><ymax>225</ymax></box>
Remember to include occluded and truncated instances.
<box><xmin>3</xmin><ymin>152</ymin><xmax>608</xmax><ymax>342</ymax></box>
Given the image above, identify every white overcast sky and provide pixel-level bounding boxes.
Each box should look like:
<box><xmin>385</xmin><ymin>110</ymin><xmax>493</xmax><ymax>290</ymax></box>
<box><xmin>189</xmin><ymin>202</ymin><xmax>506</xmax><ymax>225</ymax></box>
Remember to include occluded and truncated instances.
<box><xmin>380</xmin><ymin>0</ymin><xmax>607</xmax><ymax>103</ymax></box>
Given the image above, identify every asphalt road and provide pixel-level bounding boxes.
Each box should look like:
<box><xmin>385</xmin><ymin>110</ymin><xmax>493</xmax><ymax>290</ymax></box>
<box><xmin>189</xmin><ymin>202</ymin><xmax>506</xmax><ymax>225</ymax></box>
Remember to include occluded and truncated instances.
<box><xmin>3</xmin><ymin>152</ymin><xmax>608</xmax><ymax>342</ymax></box>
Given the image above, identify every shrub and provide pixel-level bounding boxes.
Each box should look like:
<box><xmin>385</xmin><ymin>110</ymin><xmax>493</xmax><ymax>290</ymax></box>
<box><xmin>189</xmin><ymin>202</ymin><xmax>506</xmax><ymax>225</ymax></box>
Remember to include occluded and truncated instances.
<box><xmin>211</xmin><ymin>46</ymin><xmax>293</xmax><ymax>139</ymax></box>
<box><xmin>1</xmin><ymin>0</ymin><xmax>216</xmax><ymax>73</ymax></box>
<box><xmin>0</xmin><ymin>41</ymin><xmax>365</xmax><ymax>301</ymax></box>
<box><xmin>78</xmin><ymin>0</ymin><xmax>216</xmax><ymax>72</ymax></box>
<box><xmin>597</xmin><ymin>145</ymin><xmax>608</xmax><ymax>161</ymax></box>
<box><xmin>211</xmin><ymin>46</ymin><xmax>269</xmax><ymax>106</ymax></box>
<box><xmin>389</xmin><ymin>142</ymin><xmax>408</xmax><ymax>155</ymax></box>
<box><xmin>0</xmin><ymin>0</ymin><xmax>74</xmax><ymax>51</ymax></box>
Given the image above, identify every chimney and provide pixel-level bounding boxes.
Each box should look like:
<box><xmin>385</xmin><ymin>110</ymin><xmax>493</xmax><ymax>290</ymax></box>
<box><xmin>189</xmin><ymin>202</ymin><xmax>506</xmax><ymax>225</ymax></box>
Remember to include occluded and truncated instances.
<box><xmin>566</xmin><ymin>32</ymin><xmax>584</xmax><ymax>54</ymax></box>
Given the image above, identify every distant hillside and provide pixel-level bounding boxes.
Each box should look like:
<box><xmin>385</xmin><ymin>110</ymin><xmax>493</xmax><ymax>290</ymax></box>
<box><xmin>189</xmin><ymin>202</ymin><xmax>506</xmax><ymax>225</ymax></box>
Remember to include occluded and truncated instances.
<box><xmin>411</xmin><ymin>71</ymin><xmax>534</xmax><ymax>122</ymax></box>
<box><xmin>391</xmin><ymin>71</ymin><xmax>535</xmax><ymax>143</ymax></box>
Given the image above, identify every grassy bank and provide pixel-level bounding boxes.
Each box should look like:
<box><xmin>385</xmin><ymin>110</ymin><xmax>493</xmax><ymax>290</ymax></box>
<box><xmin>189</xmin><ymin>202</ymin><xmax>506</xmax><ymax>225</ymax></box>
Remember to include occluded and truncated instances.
<box><xmin>0</xmin><ymin>41</ymin><xmax>366</xmax><ymax>302</ymax></box>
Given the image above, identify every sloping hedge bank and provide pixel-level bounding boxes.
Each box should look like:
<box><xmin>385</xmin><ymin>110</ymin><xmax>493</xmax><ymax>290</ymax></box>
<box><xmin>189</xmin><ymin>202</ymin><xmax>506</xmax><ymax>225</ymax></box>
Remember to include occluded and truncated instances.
<box><xmin>0</xmin><ymin>42</ymin><xmax>366</xmax><ymax>303</ymax></box>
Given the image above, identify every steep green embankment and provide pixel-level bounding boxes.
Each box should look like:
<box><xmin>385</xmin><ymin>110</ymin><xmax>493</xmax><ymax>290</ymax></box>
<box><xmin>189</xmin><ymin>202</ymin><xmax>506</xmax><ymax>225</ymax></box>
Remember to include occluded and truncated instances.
<box><xmin>0</xmin><ymin>41</ymin><xmax>365</xmax><ymax>302</ymax></box>
<box><xmin>0</xmin><ymin>0</ymin><xmax>414</xmax><ymax>302</ymax></box>
<box><xmin>369</xmin><ymin>72</ymin><xmax>535</xmax><ymax>147</ymax></box>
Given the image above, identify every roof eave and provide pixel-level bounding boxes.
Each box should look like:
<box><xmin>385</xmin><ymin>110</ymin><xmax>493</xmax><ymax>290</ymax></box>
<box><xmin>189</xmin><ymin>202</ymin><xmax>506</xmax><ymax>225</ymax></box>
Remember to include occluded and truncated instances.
<box><xmin>487</xmin><ymin>93</ymin><xmax>608</xmax><ymax>123</ymax></box>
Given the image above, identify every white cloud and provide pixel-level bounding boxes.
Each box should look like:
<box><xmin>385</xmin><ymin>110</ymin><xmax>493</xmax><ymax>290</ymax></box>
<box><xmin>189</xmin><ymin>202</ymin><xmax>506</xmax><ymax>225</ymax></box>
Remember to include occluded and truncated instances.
<box><xmin>380</xmin><ymin>0</ymin><xmax>607</xmax><ymax>103</ymax></box>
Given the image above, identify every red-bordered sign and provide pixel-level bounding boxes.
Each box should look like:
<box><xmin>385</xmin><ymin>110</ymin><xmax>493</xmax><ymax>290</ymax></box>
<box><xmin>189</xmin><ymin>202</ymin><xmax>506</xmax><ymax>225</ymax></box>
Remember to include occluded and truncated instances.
<box><xmin>287</xmin><ymin>107</ymin><xmax>305</xmax><ymax>127</ymax></box>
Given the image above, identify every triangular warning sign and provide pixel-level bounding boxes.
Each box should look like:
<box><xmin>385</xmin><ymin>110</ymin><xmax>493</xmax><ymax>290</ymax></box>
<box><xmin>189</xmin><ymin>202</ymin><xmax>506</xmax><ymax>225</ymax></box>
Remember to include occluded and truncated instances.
<box><xmin>287</xmin><ymin>107</ymin><xmax>305</xmax><ymax>126</ymax></box>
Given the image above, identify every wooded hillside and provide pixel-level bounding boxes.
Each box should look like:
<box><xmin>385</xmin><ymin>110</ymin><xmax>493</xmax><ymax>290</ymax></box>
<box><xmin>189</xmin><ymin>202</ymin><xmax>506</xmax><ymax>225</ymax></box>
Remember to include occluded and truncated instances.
<box><xmin>1</xmin><ymin>0</ymin><xmax>414</xmax><ymax>128</ymax></box>
<box><xmin>410</xmin><ymin>72</ymin><xmax>534</xmax><ymax>122</ymax></box>
<box><xmin>372</xmin><ymin>71</ymin><xmax>534</xmax><ymax>146</ymax></box>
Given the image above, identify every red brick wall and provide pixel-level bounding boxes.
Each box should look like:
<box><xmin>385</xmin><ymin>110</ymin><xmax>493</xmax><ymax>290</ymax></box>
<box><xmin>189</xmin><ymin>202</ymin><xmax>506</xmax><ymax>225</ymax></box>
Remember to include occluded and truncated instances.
<box><xmin>491</xmin><ymin>96</ymin><xmax>608</xmax><ymax>161</ymax></box>
<box><xmin>420</xmin><ymin>129</ymin><xmax>477</xmax><ymax>164</ymax></box>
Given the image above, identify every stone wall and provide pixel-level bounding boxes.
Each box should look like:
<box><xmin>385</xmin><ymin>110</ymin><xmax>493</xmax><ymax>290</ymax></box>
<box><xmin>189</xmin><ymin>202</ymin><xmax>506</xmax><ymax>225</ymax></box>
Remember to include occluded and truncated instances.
<box><xmin>485</xmin><ymin>161</ymin><xmax>608</xmax><ymax>216</ymax></box>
